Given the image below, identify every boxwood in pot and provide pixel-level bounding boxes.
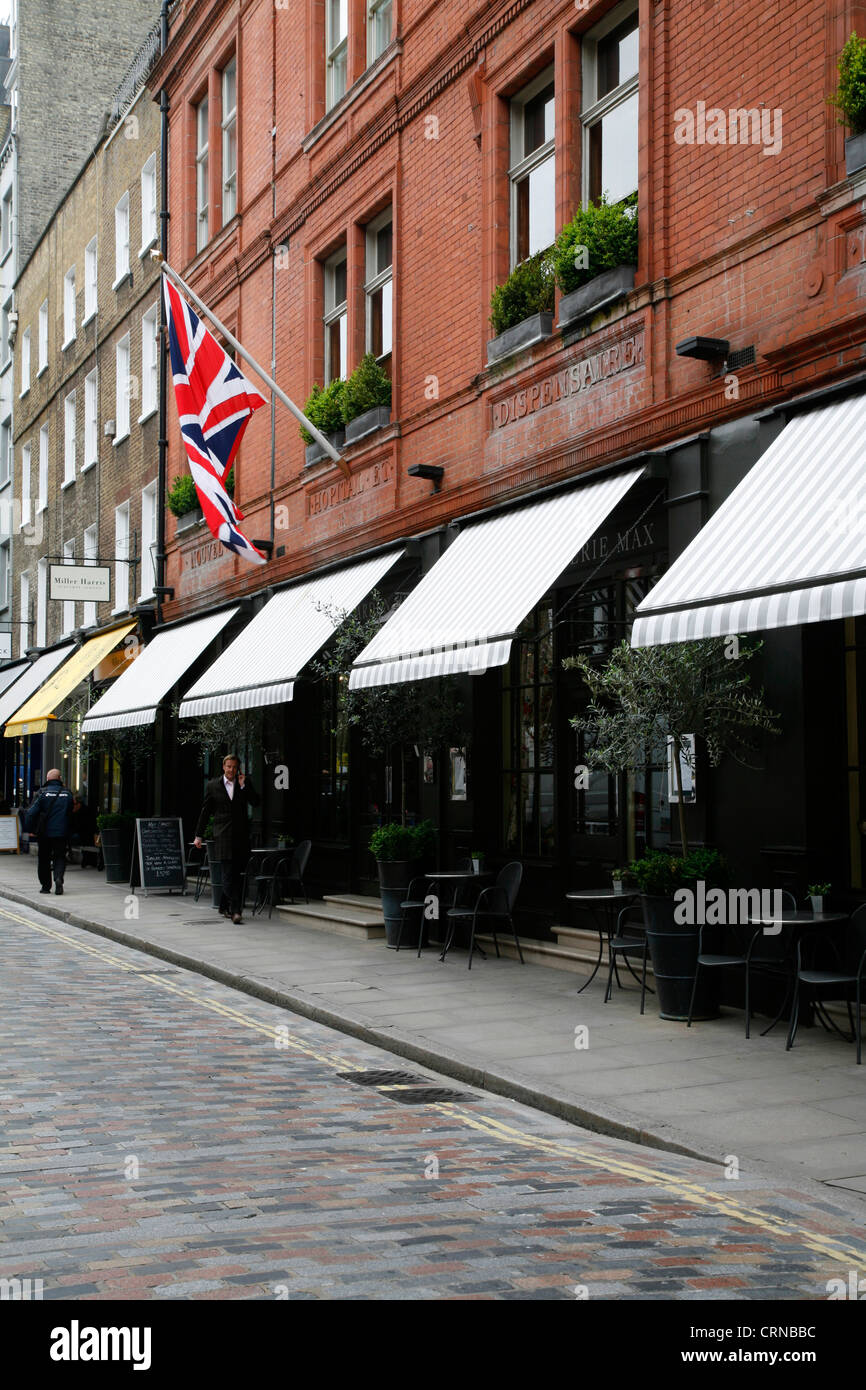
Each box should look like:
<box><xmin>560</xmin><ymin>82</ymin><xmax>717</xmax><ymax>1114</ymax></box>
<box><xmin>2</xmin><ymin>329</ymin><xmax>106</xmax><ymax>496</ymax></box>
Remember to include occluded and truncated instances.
<box><xmin>96</xmin><ymin>811</ymin><xmax>139</xmax><ymax>884</ymax></box>
<box><xmin>370</xmin><ymin>820</ymin><xmax>436</xmax><ymax>947</ymax></box>
<box><xmin>629</xmin><ymin>848</ymin><xmax>731</xmax><ymax>1022</ymax></box>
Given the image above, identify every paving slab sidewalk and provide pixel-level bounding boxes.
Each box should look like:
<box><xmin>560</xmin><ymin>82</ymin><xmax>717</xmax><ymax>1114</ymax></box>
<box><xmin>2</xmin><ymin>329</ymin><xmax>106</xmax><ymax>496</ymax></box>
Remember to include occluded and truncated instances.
<box><xmin>1</xmin><ymin>855</ymin><xmax>864</xmax><ymax>1201</ymax></box>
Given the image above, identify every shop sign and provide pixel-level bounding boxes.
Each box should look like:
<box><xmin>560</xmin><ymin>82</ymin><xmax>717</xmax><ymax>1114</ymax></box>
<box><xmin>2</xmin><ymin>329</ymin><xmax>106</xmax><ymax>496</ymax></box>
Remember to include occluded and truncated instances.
<box><xmin>491</xmin><ymin>332</ymin><xmax>644</xmax><ymax>430</ymax></box>
<box><xmin>575</xmin><ymin>520</ymin><xmax>657</xmax><ymax>565</ymax></box>
<box><xmin>308</xmin><ymin>458</ymin><xmax>394</xmax><ymax>517</ymax></box>
<box><xmin>49</xmin><ymin>565</ymin><xmax>111</xmax><ymax>602</ymax></box>
<box><xmin>184</xmin><ymin>540</ymin><xmax>224</xmax><ymax>571</ymax></box>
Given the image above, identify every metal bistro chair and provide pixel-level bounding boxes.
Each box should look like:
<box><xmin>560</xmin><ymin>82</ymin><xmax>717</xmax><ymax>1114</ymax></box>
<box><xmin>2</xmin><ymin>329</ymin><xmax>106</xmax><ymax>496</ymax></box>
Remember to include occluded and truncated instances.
<box><xmin>252</xmin><ymin>840</ymin><xmax>312</xmax><ymax>919</ymax></box>
<box><xmin>605</xmin><ymin>904</ymin><xmax>651</xmax><ymax>1013</ymax></box>
<box><xmin>191</xmin><ymin>842</ymin><xmax>211</xmax><ymax>903</ymax></box>
<box><xmin>396</xmin><ymin>875</ymin><xmax>440</xmax><ymax>954</ymax></box>
<box><xmin>444</xmin><ymin>862</ymin><xmax>524</xmax><ymax>970</ymax></box>
<box><xmin>786</xmin><ymin>905</ymin><xmax>866</xmax><ymax>1064</ymax></box>
<box><xmin>687</xmin><ymin>890</ymin><xmax>797</xmax><ymax>1037</ymax></box>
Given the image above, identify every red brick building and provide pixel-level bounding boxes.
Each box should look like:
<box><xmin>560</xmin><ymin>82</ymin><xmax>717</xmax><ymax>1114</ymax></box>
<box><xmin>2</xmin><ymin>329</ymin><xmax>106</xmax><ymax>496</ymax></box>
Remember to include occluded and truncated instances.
<box><xmin>129</xmin><ymin>0</ymin><xmax>866</xmax><ymax>922</ymax></box>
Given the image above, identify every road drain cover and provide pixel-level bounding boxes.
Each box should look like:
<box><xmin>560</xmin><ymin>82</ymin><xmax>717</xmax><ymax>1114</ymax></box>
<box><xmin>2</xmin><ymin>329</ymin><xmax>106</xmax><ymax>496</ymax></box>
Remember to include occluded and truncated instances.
<box><xmin>128</xmin><ymin>968</ymin><xmax>180</xmax><ymax>976</ymax></box>
<box><xmin>338</xmin><ymin>1070</ymin><xmax>427</xmax><ymax>1087</ymax></box>
<box><xmin>387</xmin><ymin>1087</ymin><xmax>479</xmax><ymax>1105</ymax></box>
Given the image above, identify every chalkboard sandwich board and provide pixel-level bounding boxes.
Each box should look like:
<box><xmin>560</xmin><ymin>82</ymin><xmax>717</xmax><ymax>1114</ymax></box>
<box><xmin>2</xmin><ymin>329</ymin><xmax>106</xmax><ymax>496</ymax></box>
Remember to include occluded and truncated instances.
<box><xmin>131</xmin><ymin>818</ymin><xmax>187</xmax><ymax>895</ymax></box>
<box><xmin>0</xmin><ymin>815</ymin><xmax>19</xmax><ymax>852</ymax></box>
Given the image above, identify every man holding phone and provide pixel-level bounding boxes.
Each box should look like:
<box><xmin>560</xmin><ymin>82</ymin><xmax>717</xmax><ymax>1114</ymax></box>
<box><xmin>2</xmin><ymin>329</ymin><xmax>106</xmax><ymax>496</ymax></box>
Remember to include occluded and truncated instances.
<box><xmin>193</xmin><ymin>754</ymin><xmax>260</xmax><ymax>923</ymax></box>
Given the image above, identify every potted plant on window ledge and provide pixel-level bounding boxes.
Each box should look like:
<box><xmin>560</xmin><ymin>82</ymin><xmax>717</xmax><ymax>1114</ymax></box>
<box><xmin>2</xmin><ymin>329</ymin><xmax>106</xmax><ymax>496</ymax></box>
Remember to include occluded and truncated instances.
<box><xmin>342</xmin><ymin>353</ymin><xmax>392</xmax><ymax>444</ymax></box>
<box><xmin>166</xmin><ymin>473</ymin><xmax>203</xmax><ymax>531</ymax></box>
<box><xmin>829</xmin><ymin>32</ymin><xmax>866</xmax><ymax>176</ymax></box>
<box><xmin>553</xmin><ymin>192</ymin><xmax>638</xmax><ymax>331</ymax></box>
<box><xmin>300</xmin><ymin>379</ymin><xmax>346</xmax><ymax>466</ymax></box>
<box><xmin>487</xmin><ymin>249</ymin><xmax>555</xmax><ymax>365</ymax></box>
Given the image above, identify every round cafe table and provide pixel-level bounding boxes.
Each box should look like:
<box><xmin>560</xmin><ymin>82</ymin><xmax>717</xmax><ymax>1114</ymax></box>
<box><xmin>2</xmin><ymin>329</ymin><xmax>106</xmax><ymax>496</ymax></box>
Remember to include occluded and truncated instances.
<box><xmin>746</xmin><ymin>907</ymin><xmax>848</xmax><ymax>1038</ymax></box>
<box><xmin>566</xmin><ymin>888</ymin><xmax>640</xmax><ymax>993</ymax></box>
<box><xmin>426</xmin><ymin>869</ymin><xmax>494</xmax><ymax>961</ymax></box>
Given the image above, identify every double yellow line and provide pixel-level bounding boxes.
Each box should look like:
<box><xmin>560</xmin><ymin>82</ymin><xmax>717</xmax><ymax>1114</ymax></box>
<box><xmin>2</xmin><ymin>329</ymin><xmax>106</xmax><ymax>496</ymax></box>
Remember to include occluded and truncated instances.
<box><xmin>5</xmin><ymin>904</ymin><xmax>864</xmax><ymax>1271</ymax></box>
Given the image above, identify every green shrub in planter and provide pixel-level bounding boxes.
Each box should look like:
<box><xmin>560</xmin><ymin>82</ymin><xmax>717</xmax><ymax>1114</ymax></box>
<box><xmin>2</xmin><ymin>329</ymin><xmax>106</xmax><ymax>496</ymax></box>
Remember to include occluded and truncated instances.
<box><xmin>829</xmin><ymin>32</ymin><xmax>866</xmax><ymax>133</ymax></box>
<box><xmin>628</xmin><ymin>847</ymin><xmax>730</xmax><ymax>898</ymax></box>
<box><xmin>369</xmin><ymin>819</ymin><xmax>436</xmax><ymax>861</ymax></box>
<box><xmin>96</xmin><ymin>811</ymin><xmax>139</xmax><ymax>831</ymax></box>
<box><xmin>299</xmin><ymin>379</ymin><xmax>347</xmax><ymax>444</ymax></box>
<box><xmin>166</xmin><ymin>474</ymin><xmax>198</xmax><ymax>517</ymax></box>
<box><xmin>342</xmin><ymin>354</ymin><xmax>391</xmax><ymax>424</ymax></box>
<box><xmin>553</xmin><ymin>192</ymin><xmax>638</xmax><ymax>296</ymax></box>
<box><xmin>489</xmin><ymin>250</ymin><xmax>555</xmax><ymax>336</ymax></box>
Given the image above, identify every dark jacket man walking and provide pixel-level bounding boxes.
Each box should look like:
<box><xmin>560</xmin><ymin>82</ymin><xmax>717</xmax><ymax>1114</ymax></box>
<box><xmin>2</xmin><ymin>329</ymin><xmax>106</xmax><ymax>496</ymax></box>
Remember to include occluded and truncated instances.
<box><xmin>24</xmin><ymin>770</ymin><xmax>74</xmax><ymax>895</ymax></box>
<box><xmin>193</xmin><ymin>755</ymin><xmax>260</xmax><ymax>923</ymax></box>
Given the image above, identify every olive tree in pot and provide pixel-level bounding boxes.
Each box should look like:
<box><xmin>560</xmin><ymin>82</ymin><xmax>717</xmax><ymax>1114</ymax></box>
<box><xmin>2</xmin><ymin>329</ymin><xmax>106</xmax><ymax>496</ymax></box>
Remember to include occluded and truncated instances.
<box><xmin>369</xmin><ymin>819</ymin><xmax>437</xmax><ymax>948</ymax></box>
<box><xmin>567</xmin><ymin>637</ymin><xmax>780</xmax><ymax>1019</ymax></box>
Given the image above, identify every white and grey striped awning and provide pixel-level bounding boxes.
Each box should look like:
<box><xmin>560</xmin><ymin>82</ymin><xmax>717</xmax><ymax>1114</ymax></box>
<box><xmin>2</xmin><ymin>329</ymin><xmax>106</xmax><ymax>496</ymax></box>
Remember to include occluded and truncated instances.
<box><xmin>349</xmin><ymin>467</ymin><xmax>644</xmax><ymax>688</ymax></box>
<box><xmin>0</xmin><ymin>646</ymin><xmax>74</xmax><ymax>727</ymax></box>
<box><xmin>179</xmin><ymin>549</ymin><xmax>403</xmax><ymax>718</ymax></box>
<box><xmin>82</xmin><ymin>609</ymin><xmax>239</xmax><ymax>731</ymax></box>
<box><xmin>631</xmin><ymin>394</ymin><xmax>866</xmax><ymax>647</ymax></box>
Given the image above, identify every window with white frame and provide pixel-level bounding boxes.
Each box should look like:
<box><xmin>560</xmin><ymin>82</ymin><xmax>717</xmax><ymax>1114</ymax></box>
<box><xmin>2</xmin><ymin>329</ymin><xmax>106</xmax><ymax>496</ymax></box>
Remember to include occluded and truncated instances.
<box><xmin>141</xmin><ymin>153</ymin><xmax>157</xmax><ymax>250</ymax></box>
<box><xmin>83</xmin><ymin>524</ymin><xmax>98</xmax><ymax>627</ymax></box>
<box><xmin>19</xmin><ymin>570</ymin><xmax>29</xmax><ymax>657</ymax></box>
<box><xmin>509</xmin><ymin>67</ymin><xmax>555</xmax><ymax>266</ymax></box>
<box><xmin>221</xmin><ymin>60</ymin><xmax>237</xmax><ymax>225</ymax></box>
<box><xmin>196</xmin><ymin>96</ymin><xmax>209</xmax><ymax>252</ymax></box>
<box><xmin>64</xmin><ymin>392</ymin><xmax>76</xmax><ymax>483</ymax></box>
<box><xmin>0</xmin><ymin>188</ymin><xmax>11</xmax><ymax>258</ymax></box>
<box><xmin>140</xmin><ymin>480</ymin><xmax>157</xmax><ymax>600</ymax></box>
<box><xmin>365</xmin><ymin>210</ymin><xmax>393</xmax><ymax>367</ymax></box>
<box><xmin>84</xmin><ymin>237</ymin><xmax>98</xmax><ymax>320</ymax></box>
<box><xmin>581</xmin><ymin>5</ymin><xmax>639</xmax><ymax>204</ymax></box>
<box><xmin>114</xmin><ymin>502</ymin><xmax>130</xmax><ymax>612</ymax></box>
<box><xmin>84</xmin><ymin>369</ymin><xmax>98</xmax><ymax>468</ymax></box>
<box><xmin>36</xmin><ymin>557</ymin><xmax>47</xmax><ymax>648</ymax></box>
<box><xmin>367</xmin><ymin>0</ymin><xmax>392</xmax><ymax>65</ymax></box>
<box><xmin>63</xmin><ymin>267</ymin><xmax>76</xmax><ymax>345</ymax></box>
<box><xmin>326</xmin><ymin>0</ymin><xmax>348</xmax><ymax>110</ymax></box>
<box><xmin>20</xmin><ymin>442</ymin><xmax>30</xmax><ymax>527</ymax></box>
<box><xmin>323</xmin><ymin>247</ymin><xmax>347</xmax><ymax>385</ymax></box>
<box><xmin>141</xmin><ymin>304</ymin><xmax>158</xmax><ymax>418</ymax></box>
<box><xmin>62</xmin><ymin>537</ymin><xmax>75</xmax><ymax>634</ymax></box>
<box><xmin>38</xmin><ymin>299</ymin><xmax>48</xmax><ymax>372</ymax></box>
<box><xmin>0</xmin><ymin>541</ymin><xmax>10</xmax><ymax>611</ymax></box>
<box><xmin>0</xmin><ymin>418</ymin><xmax>9</xmax><ymax>487</ymax></box>
<box><xmin>37</xmin><ymin>424</ymin><xmax>48</xmax><ymax>512</ymax></box>
<box><xmin>83</xmin><ymin>522</ymin><xmax>98</xmax><ymax>628</ymax></box>
<box><xmin>115</xmin><ymin>192</ymin><xmax>130</xmax><ymax>284</ymax></box>
<box><xmin>20</xmin><ymin>326</ymin><xmax>29</xmax><ymax>394</ymax></box>
<box><xmin>115</xmin><ymin>333</ymin><xmax>130</xmax><ymax>440</ymax></box>
<box><xmin>1</xmin><ymin>298</ymin><xmax>10</xmax><ymax>364</ymax></box>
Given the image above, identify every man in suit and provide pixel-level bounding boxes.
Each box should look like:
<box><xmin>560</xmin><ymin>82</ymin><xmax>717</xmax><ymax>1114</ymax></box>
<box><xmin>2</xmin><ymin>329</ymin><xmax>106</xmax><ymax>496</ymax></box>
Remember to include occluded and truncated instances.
<box><xmin>193</xmin><ymin>754</ymin><xmax>260</xmax><ymax>924</ymax></box>
<box><xmin>24</xmin><ymin>769</ymin><xmax>74</xmax><ymax>895</ymax></box>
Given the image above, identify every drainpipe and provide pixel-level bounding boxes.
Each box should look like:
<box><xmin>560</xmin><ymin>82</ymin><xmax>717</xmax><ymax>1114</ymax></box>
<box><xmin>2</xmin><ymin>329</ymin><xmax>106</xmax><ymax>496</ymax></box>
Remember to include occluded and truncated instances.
<box><xmin>156</xmin><ymin>0</ymin><xmax>171</xmax><ymax>629</ymax></box>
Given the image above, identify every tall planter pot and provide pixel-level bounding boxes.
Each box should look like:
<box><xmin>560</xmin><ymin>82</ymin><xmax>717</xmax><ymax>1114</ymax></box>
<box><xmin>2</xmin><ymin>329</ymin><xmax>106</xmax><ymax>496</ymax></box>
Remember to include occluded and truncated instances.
<box><xmin>377</xmin><ymin>858</ymin><xmax>423</xmax><ymax>948</ymax></box>
<box><xmin>206</xmin><ymin>842</ymin><xmax>223</xmax><ymax>909</ymax></box>
<box><xmin>641</xmin><ymin>894</ymin><xmax>719</xmax><ymax>1022</ymax></box>
<box><xmin>101</xmin><ymin>828</ymin><xmax>134</xmax><ymax>884</ymax></box>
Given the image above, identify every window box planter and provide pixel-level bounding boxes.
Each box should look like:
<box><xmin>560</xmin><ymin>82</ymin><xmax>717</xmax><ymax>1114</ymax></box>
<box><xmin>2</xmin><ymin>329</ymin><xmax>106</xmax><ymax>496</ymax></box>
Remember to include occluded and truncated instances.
<box><xmin>176</xmin><ymin>507</ymin><xmax>203</xmax><ymax>532</ymax></box>
<box><xmin>486</xmin><ymin>311</ymin><xmax>553</xmax><ymax>366</ymax></box>
<box><xmin>558</xmin><ymin>265</ymin><xmax>636</xmax><ymax>330</ymax></box>
<box><xmin>845</xmin><ymin>131</ymin><xmax>866</xmax><ymax>176</ymax></box>
<box><xmin>344</xmin><ymin>405</ymin><xmax>391</xmax><ymax>444</ymax></box>
<box><xmin>304</xmin><ymin>428</ymin><xmax>345</xmax><ymax>467</ymax></box>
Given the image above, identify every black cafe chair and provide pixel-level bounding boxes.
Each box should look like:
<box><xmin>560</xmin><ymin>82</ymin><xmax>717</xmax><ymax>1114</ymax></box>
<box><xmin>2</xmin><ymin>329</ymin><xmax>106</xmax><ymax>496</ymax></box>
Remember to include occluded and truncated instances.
<box><xmin>687</xmin><ymin>890</ymin><xmax>798</xmax><ymax>1036</ymax></box>
<box><xmin>786</xmin><ymin>905</ymin><xmax>866</xmax><ymax>1064</ymax></box>
<box><xmin>444</xmin><ymin>862</ymin><xmax>524</xmax><ymax>970</ymax></box>
<box><xmin>252</xmin><ymin>840</ymin><xmax>312</xmax><ymax>919</ymax></box>
<box><xmin>396</xmin><ymin>875</ymin><xmax>436</xmax><ymax>954</ymax></box>
<box><xmin>605</xmin><ymin>904</ymin><xmax>651</xmax><ymax>1013</ymax></box>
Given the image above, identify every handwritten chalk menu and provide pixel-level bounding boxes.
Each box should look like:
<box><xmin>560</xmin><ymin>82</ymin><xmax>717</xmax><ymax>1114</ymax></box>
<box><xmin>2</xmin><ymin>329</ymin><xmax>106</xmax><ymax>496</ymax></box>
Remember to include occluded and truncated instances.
<box><xmin>0</xmin><ymin>815</ymin><xmax>19</xmax><ymax>852</ymax></box>
<box><xmin>131</xmin><ymin>818</ymin><xmax>186</xmax><ymax>894</ymax></box>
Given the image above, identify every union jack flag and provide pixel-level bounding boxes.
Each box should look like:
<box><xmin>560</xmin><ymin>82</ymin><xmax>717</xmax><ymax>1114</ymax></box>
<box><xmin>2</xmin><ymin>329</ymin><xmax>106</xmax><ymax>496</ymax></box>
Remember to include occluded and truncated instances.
<box><xmin>163</xmin><ymin>275</ymin><xmax>268</xmax><ymax>564</ymax></box>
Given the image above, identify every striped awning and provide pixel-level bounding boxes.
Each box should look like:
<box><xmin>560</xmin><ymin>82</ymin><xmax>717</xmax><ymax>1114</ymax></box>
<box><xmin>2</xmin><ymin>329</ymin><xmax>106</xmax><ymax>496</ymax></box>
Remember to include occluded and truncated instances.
<box><xmin>82</xmin><ymin>609</ymin><xmax>239</xmax><ymax>732</ymax></box>
<box><xmin>5</xmin><ymin>623</ymin><xmax>137</xmax><ymax>737</ymax></box>
<box><xmin>179</xmin><ymin>549</ymin><xmax>403</xmax><ymax>717</ymax></box>
<box><xmin>349</xmin><ymin>467</ymin><xmax>644</xmax><ymax>688</ymax></box>
<box><xmin>0</xmin><ymin>646</ymin><xmax>75</xmax><ymax>730</ymax></box>
<box><xmin>631</xmin><ymin>395</ymin><xmax>866</xmax><ymax>647</ymax></box>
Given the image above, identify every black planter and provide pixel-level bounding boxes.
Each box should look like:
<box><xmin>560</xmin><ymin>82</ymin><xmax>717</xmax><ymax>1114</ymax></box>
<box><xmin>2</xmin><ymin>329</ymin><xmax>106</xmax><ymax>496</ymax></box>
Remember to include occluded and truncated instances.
<box><xmin>641</xmin><ymin>894</ymin><xmax>719</xmax><ymax>1022</ymax></box>
<box><xmin>344</xmin><ymin>406</ymin><xmax>391</xmax><ymax>444</ymax></box>
<box><xmin>845</xmin><ymin>131</ymin><xmax>866</xmax><ymax>177</ymax></box>
<box><xmin>101</xmin><ymin>828</ymin><xmax>134</xmax><ymax>884</ymax></box>
<box><xmin>206</xmin><ymin>841</ymin><xmax>223</xmax><ymax>908</ymax></box>
<box><xmin>558</xmin><ymin>265</ymin><xmax>636</xmax><ymax>329</ymax></box>
<box><xmin>486</xmin><ymin>311</ymin><xmax>553</xmax><ymax>366</ymax></box>
<box><xmin>377</xmin><ymin>859</ymin><xmax>422</xmax><ymax>947</ymax></box>
<box><xmin>304</xmin><ymin>428</ymin><xmax>345</xmax><ymax>466</ymax></box>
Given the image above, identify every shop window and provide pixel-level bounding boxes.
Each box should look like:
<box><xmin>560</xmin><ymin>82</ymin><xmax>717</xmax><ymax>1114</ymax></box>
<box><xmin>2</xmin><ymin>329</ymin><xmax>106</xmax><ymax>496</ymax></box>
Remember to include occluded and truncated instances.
<box><xmin>324</xmin><ymin>246</ymin><xmax>348</xmax><ymax>383</ymax></box>
<box><xmin>317</xmin><ymin>675</ymin><xmax>350</xmax><ymax>840</ymax></box>
<box><xmin>365</xmin><ymin>210</ymin><xmax>392</xmax><ymax>369</ymax></box>
<box><xmin>501</xmin><ymin>600</ymin><xmax>556</xmax><ymax>857</ymax></box>
<box><xmin>509</xmin><ymin>66</ymin><xmax>555</xmax><ymax>265</ymax></box>
<box><xmin>326</xmin><ymin>0</ymin><xmax>348</xmax><ymax>110</ymax></box>
<box><xmin>581</xmin><ymin>6</ymin><xmax>639</xmax><ymax>204</ymax></box>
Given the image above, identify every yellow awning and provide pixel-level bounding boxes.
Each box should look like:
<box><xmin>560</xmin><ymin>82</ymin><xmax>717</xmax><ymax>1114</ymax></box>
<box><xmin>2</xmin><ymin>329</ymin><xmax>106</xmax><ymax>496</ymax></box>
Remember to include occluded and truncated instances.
<box><xmin>5</xmin><ymin>623</ymin><xmax>137</xmax><ymax>737</ymax></box>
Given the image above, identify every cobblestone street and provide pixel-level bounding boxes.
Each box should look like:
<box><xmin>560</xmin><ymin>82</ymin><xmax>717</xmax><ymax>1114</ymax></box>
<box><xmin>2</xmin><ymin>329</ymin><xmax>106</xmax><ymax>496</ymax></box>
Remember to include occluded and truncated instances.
<box><xmin>2</xmin><ymin>898</ymin><xmax>864</xmax><ymax>1302</ymax></box>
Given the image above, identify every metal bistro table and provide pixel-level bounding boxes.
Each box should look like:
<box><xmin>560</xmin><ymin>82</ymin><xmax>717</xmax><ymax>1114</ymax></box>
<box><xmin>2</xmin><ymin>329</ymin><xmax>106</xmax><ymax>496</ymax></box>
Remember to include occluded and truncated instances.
<box><xmin>747</xmin><ymin>907</ymin><xmax>848</xmax><ymax>1037</ymax></box>
<box><xmin>428</xmin><ymin>869</ymin><xmax>494</xmax><ymax>962</ymax></box>
<box><xmin>566</xmin><ymin>888</ymin><xmax>640</xmax><ymax>993</ymax></box>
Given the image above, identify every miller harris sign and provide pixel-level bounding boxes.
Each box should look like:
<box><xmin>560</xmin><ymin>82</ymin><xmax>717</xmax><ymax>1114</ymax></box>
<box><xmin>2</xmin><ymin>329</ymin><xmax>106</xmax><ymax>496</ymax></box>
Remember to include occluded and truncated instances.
<box><xmin>491</xmin><ymin>332</ymin><xmax>644</xmax><ymax>430</ymax></box>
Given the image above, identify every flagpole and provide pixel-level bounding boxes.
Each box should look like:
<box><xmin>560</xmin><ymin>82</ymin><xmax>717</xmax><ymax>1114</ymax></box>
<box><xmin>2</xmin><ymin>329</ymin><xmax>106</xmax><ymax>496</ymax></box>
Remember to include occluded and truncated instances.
<box><xmin>152</xmin><ymin>252</ymin><xmax>351</xmax><ymax>479</ymax></box>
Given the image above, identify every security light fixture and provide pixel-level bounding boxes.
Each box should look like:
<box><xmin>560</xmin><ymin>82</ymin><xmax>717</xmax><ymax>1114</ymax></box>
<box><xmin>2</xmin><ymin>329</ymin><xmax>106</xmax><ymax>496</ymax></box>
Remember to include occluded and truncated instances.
<box><xmin>408</xmin><ymin>463</ymin><xmax>444</xmax><ymax>492</ymax></box>
<box><xmin>675</xmin><ymin>336</ymin><xmax>730</xmax><ymax>362</ymax></box>
<box><xmin>252</xmin><ymin>539</ymin><xmax>274</xmax><ymax>558</ymax></box>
